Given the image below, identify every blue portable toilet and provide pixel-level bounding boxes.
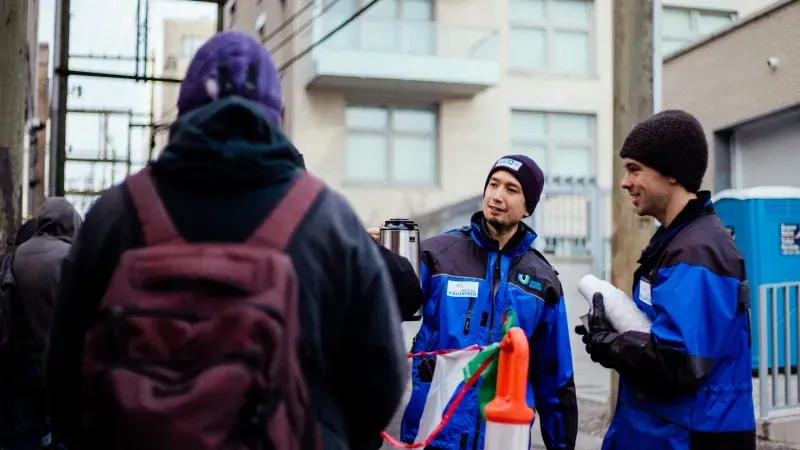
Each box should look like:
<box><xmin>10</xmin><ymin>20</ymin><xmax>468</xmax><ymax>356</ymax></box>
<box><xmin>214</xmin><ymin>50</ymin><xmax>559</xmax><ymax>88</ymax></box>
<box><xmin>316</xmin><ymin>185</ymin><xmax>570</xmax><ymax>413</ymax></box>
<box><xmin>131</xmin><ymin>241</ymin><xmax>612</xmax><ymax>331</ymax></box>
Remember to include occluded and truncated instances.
<box><xmin>713</xmin><ymin>187</ymin><xmax>800</xmax><ymax>372</ymax></box>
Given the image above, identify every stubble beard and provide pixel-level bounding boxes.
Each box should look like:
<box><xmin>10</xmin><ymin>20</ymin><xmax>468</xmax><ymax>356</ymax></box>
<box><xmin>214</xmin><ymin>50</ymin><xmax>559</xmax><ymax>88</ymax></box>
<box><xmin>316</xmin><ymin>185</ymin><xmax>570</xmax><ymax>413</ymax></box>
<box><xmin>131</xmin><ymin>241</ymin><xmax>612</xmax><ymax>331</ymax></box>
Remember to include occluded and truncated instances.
<box><xmin>486</xmin><ymin>217</ymin><xmax>518</xmax><ymax>235</ymax></box>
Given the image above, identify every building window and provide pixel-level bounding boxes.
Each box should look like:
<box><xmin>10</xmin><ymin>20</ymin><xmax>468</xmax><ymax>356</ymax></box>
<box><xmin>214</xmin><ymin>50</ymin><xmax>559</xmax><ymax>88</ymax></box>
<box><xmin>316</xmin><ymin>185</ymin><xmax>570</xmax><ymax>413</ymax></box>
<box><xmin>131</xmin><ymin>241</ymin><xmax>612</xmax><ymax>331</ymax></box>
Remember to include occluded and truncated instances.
<box><xmin>180</xmin><ymin>36</ymin><xmax>206</xmax><ymax>59</ymax></box>
<box><xmin>344</xmin><ymin>105</ymin><xmax>438</xmax><ymax>185</ymax></box>
<box><xmin>325</xmin><ymin>0</ymin><xmax>434</xmax><ymax>55</ymax></box>
<box><xmin>164</xmin><ymin>56</ymin><xmax>177</xmax><ymax>71</ymax></box>
<box><xmin>510</xmin><ymin>110</ymin><xmax>595</xmax><ymax>178</ymax></box>
<box><xmin>662</xmin><ymin>7</ymin><xmax>736</xmax><ymax>54</ymax></box>
<box><xmin>508</xmin><ymin>0</ymin><xmax>594</xmax><ymax>76</ymax></box>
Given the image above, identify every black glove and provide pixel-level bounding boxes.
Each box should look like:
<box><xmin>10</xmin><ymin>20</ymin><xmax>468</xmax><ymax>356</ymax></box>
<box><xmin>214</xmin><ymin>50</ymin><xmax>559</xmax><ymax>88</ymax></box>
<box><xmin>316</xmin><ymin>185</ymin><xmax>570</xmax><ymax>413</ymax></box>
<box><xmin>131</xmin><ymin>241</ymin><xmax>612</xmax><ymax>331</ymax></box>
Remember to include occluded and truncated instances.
<box><xmin>418</xmin><ymin>357</ymin><xmax>436</xmax><ymax>382</ymax></box>
<box><xmin>574</xmin><ymin>293</ymin><xmax>619</xmax><ymax>369</ymax></box>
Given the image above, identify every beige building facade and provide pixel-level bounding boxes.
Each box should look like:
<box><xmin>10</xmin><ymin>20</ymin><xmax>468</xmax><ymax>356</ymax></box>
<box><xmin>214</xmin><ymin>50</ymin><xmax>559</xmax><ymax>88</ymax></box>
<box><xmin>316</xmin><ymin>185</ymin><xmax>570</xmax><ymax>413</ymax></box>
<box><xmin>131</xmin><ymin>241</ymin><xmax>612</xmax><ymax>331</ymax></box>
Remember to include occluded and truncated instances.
<box><xmin>154</xmin><ymin>19</ymin><xmax>217</xmax><ymax>157</ymax></box>
<box><xmin>221</xmin><ymin>0</ymin><xmax>775</xmax><ymax>227</ymax></box>
<box><xmin>664</xmin><ymin>0</ymin><xmax>800</xmax><ymax>192</ymax></box>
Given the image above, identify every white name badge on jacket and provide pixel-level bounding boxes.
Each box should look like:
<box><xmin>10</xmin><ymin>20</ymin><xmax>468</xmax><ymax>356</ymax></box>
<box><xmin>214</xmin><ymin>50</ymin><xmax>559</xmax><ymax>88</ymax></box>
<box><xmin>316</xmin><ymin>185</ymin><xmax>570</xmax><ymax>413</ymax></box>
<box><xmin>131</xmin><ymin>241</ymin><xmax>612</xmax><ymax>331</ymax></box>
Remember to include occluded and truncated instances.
<box><xmin>639</xmin><ymin>280</ymin><xmax>652</xmax><ymax>305</ymax></box>
<box><xmin>447</xmin><ymin>280</ymin><xmax>479</xmax><ymax>298</ymax></box>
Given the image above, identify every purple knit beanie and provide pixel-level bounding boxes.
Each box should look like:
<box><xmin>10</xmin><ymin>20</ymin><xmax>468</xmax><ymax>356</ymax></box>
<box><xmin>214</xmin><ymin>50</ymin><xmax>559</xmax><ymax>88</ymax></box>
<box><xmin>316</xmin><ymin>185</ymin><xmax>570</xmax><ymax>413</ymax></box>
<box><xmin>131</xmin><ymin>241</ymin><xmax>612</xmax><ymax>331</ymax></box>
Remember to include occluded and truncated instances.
<box><xmin>177</xmin><ymin>31</ymin><xmax>283</xmax><ymax>126</ymax></box>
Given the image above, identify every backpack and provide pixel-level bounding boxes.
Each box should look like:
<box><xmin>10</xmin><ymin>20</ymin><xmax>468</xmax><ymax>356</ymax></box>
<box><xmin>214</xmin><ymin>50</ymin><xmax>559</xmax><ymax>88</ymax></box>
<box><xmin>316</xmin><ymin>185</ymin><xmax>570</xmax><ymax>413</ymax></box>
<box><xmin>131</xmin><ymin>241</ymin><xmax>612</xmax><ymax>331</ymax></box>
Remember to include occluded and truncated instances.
<box><xmin>81</xmin><ymin>168</ymin><xmax>323</xmax><ymax>450</ymax></box>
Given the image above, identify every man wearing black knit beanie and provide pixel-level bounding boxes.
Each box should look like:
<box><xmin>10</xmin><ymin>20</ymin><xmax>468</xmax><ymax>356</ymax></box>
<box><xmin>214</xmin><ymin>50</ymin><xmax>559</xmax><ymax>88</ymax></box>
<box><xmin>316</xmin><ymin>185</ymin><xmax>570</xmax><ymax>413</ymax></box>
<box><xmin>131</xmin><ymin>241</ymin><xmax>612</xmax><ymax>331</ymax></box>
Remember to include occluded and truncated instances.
<box><xmin>577</xmin><ymin>110</ymin><xmax>756</xmax><ymax>450</ymax></box>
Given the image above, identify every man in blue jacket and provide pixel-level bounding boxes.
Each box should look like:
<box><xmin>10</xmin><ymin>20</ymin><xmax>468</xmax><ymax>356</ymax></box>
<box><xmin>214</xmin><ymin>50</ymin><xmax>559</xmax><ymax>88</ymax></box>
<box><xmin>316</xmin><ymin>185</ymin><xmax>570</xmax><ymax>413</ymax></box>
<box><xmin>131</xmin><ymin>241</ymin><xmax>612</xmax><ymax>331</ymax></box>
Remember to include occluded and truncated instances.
<box><xmin>576</xmin><ymin>110</ymin><xmax>755</xmax><ymax>450</ymax></box>
<box><xmin>400</xmin><ymin>155</ymin><xmax>578</xmax><ymax>450</ymax></box>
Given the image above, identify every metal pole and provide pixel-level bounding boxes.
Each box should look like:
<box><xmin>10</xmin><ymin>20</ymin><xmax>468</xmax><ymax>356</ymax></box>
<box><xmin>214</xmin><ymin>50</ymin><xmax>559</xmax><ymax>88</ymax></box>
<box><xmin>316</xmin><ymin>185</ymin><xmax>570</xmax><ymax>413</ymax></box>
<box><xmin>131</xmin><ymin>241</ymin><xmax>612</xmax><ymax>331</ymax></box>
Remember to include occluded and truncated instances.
<box><xmin>57</xmin><ymin>69</ymin><xmax>182</xmax><ymax>84</ymax></box>
<box><xmin>126</xmin><ymin>112</ymin><xmax>133</xmax><ymax>176</ymax></box>
<box><xmin>143</xmin><ymin>0</ymin><xmax>150</xmax><ymax>81</ymax></box>
<box><xmin>217</xmin><ymin>1</ymin><xmax>225</xmax><ymax>32</ymax></box>
<box><xmin>49</xmin><ymin>0</ymin><xmax>70</xmax><ymax>197</ymax></box>
<box><xmin>148</xmin><ymin>52</ymin><xmax>156</xmax><ymax>162</ymax></box>
<box><xmin>653</xmin><ymin>0</ymin><xmax>662</xmax><ymax>114</ymax></box>
<box><xmin>135</xmin><ymin>0</ymin><xmax>141</xmax><ymax>78</ymax></box>
<box><xmin>608</xmin><ymin>0</ymin><xmax>656</xmax><ymax>421</ymax></box>
<box><xmin>759</xmin><ymin>285</ymin><xmax>768</xmax><ymax>418</ymax></box>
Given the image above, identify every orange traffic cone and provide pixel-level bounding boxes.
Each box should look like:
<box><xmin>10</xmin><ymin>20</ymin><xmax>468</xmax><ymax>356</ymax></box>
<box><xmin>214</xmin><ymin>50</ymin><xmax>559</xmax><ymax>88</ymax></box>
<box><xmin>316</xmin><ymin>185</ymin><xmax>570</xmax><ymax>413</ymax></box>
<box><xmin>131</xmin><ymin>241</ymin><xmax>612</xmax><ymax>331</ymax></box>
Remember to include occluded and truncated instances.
<box><xmin>483</xmin><ymin>327</ymin><xmax>535</xmax><ymax>450</ymax></box>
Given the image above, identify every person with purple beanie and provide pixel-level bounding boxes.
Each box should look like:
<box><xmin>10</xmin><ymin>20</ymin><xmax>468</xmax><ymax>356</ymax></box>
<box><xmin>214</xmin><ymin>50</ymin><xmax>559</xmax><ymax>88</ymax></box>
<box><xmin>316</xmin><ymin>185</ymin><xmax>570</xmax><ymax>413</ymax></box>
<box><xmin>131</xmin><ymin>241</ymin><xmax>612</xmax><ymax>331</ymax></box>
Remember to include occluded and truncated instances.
<box><xmin>45</xmin><ymin>31</ymin><xmax>407</xmax><ymax>450</ymax></box>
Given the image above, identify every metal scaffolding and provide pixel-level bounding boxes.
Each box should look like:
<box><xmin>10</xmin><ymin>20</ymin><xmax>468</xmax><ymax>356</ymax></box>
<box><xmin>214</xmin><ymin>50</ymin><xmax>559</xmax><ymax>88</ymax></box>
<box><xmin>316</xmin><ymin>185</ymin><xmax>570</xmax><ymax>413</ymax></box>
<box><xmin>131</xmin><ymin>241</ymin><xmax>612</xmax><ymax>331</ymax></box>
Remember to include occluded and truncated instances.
<box><xmin>48</xmin><ymin>0</ymin><xmax>226</xmax><ymax>203</ymax></box>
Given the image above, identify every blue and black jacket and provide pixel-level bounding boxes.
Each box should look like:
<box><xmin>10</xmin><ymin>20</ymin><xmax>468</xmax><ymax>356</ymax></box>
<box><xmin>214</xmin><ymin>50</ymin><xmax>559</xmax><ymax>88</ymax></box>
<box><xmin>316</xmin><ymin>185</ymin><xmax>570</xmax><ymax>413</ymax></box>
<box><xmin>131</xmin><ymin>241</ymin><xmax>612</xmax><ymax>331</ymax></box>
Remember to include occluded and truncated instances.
<box><xmin>602</xmin><ymin>192</ymin><xmax>755</xmax><ymax>450</ymax></box>
<box><xmin>400</xmin><ymin>212</ymin><xmax>578</xmax><ymax>450</ymax></box>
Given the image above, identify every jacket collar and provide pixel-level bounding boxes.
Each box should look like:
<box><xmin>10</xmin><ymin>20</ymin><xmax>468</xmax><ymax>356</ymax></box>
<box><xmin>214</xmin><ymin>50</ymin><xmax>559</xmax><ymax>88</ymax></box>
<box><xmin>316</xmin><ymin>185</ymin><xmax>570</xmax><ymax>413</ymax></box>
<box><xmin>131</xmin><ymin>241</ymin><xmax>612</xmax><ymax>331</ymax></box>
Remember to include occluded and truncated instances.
<box><xmin>152</xmin><ymin>97</ymin><xmax>304</xmax><ymax>189</ymax></box>
<box><xmin>639</xmin><ymin>190</ymin><xmax>714</xmax><ymax>264</ymax></box>
<box><xmin>468</xmin><ymin>212</ymin><xmax>537</xmax><ymax>256</ymax></box>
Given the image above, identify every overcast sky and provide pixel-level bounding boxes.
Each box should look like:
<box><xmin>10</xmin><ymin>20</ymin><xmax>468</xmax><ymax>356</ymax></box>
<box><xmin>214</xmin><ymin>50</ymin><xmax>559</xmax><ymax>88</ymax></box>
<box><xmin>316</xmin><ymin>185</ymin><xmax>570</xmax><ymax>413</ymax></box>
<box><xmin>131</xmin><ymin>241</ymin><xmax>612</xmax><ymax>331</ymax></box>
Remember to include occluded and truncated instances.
<box><xmin>37</xmin><ymin>0</ymin><xmax>216</xmax><ymax>208</ymax></box>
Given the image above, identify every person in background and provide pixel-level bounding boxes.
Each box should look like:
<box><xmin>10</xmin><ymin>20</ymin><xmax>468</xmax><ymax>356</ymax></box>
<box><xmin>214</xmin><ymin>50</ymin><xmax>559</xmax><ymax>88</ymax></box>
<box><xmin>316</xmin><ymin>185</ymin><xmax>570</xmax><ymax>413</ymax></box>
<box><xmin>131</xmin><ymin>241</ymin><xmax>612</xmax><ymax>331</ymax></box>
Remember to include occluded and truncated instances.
<box><xmin>4</xmin><ymin>199</ymin><xmax>81</xmax><ymax>450</ymax></box>
<box><xmin>0</xmin><ymin>217</ymin><xmax>39</xmax><ymax>448</ymax></box>
<box><xmin>374</xmin><ymin>155</ymin><xmax>578</xmax><ymax>450</ymax></box>
<box><xmin>46</xmin><ymin>31</ymin><xmax>407</xmax><ymax>450</ymax></box>
<box><xmin>576</xmin><ymin>110</ymin><xmax>755</xmax><ymax>450</ymax></box>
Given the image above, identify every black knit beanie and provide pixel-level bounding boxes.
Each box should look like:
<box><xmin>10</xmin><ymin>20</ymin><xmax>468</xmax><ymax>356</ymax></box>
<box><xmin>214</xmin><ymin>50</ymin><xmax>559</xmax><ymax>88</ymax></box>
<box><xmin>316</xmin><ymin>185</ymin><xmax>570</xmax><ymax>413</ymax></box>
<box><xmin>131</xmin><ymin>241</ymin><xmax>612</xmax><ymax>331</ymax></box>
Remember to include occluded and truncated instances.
<box><xmin>484</xmin><ymin>155</ymin><xmax>544</xmax><ymax>214</ymax></box>
<box><xmin>619</xmin><ymin>109</ymin><xmax>708</xmax><ymax>193</ymax></box>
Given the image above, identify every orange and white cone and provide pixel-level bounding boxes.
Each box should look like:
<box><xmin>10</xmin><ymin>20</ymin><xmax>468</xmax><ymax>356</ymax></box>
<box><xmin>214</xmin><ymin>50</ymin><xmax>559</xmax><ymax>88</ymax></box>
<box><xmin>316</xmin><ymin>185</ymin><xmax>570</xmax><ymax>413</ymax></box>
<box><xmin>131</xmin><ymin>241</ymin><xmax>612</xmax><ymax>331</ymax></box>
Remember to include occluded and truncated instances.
<box><xmin>483</xmin><ymin>327</ymin><xmax>534</xmax><ymax>450</ymax></box>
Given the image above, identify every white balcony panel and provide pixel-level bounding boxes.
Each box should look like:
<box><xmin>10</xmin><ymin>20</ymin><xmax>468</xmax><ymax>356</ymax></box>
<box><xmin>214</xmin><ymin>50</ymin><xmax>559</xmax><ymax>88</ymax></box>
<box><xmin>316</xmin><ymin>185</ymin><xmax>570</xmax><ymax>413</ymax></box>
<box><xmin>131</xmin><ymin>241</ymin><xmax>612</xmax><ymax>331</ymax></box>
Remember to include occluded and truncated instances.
<box><xmin>305</xmin><ymin>14</ymin><xmax>500</xmax><ymax>99</ymax></box>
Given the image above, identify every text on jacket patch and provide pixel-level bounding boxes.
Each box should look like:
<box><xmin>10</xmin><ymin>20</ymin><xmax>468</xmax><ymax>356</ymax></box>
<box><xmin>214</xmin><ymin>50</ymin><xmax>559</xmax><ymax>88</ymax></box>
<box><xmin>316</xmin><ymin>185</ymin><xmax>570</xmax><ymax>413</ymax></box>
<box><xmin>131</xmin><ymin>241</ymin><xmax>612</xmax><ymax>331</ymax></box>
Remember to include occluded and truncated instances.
<box><xmin>447</xmin><ymin>280</ymin><xmax>479</xmax><ymax>298</ymax></box>
<box><xmin>639</xmin><ymin>280</ymin><xmax>652</xmax><ymax>305</ymax></box>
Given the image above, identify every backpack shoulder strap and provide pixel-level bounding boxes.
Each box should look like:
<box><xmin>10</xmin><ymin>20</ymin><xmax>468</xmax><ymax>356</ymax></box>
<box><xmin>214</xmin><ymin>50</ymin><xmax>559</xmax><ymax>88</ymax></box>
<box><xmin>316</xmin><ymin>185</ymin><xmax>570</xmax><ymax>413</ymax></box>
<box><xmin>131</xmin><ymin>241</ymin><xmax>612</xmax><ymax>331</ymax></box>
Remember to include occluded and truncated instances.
<box><xmin>247</xmin><ymin>172</ymin><xmax>324</xmax><ymax>251</ymax></box>
<box><xmin>126</xmin><ymin>167</ymin><xmax>184</xmax><ymax>246</ymax></box>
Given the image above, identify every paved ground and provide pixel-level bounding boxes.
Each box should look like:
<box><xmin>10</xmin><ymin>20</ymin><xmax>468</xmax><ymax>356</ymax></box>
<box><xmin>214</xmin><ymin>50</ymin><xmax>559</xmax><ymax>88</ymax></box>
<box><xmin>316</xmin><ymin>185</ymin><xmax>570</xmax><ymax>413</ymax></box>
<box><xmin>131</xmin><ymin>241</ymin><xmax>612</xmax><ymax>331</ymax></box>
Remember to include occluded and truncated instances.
<box><xmin>379</xmin><ymin>385</ymin><xmax>604</xmax><ymax>449</ymax></box>
<box><xmin>555</xmin><ymin>260</ymin><xmax>612</xmax><ymax>404</ymax></box>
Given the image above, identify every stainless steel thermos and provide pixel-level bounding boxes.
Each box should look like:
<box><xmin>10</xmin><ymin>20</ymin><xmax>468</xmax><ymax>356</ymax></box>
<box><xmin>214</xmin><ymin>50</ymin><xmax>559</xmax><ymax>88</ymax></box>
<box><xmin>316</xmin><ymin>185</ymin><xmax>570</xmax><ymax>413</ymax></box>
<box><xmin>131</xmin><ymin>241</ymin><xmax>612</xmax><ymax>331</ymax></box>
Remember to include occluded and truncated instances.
<box><xmin>379</xmin><ymin>218</ymin><xmax>421</xmax><ymax>278</ymax></box>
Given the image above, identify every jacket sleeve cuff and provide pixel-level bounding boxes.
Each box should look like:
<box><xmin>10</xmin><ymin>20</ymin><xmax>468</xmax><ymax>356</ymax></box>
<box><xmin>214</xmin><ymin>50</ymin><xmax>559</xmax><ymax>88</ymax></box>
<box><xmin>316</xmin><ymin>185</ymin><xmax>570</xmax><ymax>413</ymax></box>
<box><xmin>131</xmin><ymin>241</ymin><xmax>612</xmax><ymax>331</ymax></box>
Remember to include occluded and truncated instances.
<box><xmin>609</xmin><ymin>331</ymin><xmax>715</xmax><ymax>396</ymax></box>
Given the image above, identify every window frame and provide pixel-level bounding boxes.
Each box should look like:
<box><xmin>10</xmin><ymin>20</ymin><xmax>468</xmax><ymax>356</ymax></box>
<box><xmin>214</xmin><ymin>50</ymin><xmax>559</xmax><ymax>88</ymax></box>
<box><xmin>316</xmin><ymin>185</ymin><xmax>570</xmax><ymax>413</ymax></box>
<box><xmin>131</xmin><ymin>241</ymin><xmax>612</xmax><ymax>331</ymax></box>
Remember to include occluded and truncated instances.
<box><xmin>508</xmin><ymin>0</ymin><xmax>596</xmax><ymax>77</ymax></box>
<box><xmin>661</xmin><ymin>6</ymin><xmax>737</xmax><ymax>55</ymax></box>
<box><xmin>343</xmin><ymin>104</ymin><xmax>440</xmax><ymax>188</ymax></box>
<box><xmin>509</xmin><ymin>109</ymin><xmax>597</xmax><ymax>180</ymax></box>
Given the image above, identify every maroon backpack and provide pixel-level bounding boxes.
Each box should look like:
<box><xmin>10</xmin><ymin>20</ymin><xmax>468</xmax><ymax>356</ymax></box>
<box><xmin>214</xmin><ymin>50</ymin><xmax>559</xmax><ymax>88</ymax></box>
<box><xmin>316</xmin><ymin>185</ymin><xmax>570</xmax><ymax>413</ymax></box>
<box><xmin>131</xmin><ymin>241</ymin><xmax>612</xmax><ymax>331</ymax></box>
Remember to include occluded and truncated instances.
<box><xmin>81</xmin><ymin>168</ymin><xmax>323</xmax><ymax>450</ymax></box>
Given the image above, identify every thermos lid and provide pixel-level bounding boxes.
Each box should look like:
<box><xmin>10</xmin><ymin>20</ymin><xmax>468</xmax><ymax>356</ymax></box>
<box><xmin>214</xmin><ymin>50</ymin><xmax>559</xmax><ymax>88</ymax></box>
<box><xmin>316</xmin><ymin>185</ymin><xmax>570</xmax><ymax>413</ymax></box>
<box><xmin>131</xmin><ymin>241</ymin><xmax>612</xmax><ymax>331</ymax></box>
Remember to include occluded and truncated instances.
<box><xmin>382</xmin><ymin>218</ymin><xmax>419</xmax><ymax>230</ymax></box>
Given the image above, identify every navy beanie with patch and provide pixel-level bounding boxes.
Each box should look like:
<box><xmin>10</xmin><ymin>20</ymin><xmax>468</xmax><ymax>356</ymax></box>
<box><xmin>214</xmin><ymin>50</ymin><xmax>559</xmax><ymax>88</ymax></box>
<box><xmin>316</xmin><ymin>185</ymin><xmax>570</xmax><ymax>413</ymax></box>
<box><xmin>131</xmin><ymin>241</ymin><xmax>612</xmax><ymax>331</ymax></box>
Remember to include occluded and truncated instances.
<box><xmin>619</xmin><ymin>109</ymin><xmax>708</xmax><ymax>193</ymax></box>
<box><xmin>484</xmin><ymin>155</ymin><xmax>544</xmax><ymax>214</ymax></box>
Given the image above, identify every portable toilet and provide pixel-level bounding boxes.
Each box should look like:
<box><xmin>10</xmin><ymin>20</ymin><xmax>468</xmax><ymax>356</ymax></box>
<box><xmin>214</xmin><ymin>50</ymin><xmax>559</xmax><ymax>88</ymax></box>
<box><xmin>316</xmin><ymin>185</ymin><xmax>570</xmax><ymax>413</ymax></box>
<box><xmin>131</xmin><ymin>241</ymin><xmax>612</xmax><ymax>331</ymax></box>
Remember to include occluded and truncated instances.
<box><xmin>713</xmin><ymin>187</ymin><xmax>800</xmax><ymax>372</ymax></box>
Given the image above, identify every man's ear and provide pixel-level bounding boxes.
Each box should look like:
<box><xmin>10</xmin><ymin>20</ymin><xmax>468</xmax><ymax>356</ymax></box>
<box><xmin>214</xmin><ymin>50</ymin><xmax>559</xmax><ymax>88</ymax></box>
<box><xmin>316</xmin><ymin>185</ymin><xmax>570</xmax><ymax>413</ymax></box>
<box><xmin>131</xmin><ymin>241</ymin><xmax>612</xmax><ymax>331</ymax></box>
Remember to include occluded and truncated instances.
<box><xmin>523</xmin><ymin>210</ymin><xmax>531</xmax><ymax>218</ymax></box>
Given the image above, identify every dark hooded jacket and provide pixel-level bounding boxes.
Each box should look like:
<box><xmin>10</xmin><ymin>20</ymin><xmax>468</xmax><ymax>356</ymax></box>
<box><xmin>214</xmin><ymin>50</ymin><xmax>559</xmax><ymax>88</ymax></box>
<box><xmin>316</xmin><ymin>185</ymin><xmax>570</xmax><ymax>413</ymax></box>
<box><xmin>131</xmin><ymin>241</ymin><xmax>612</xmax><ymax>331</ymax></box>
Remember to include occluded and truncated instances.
<box><xmin>0</xmin><ymin>218</ymin><xmax>39</xmax><ymax>358</ymax></box>
<box><xmin>45</xmin><ymin>98</ymin><xmax>408</xmax><ymax>450</ymax></box>
<box><xmin>12</xmin><ymin>198</ymin><xmax>82</xmax><ymax>363</ymax></box>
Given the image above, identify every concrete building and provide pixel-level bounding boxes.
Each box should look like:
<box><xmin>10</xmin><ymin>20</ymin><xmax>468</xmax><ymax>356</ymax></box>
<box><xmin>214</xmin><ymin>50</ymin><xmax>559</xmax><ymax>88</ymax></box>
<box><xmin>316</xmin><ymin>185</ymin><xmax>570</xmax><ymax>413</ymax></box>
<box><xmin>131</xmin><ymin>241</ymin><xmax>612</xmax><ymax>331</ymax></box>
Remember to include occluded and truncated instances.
<box><xmin>154</xmin><ymin>19</ymin><xmax>216</xmax><ymax>157</ymax></box>
<box><xmin>226</xmin><ymin>0</ymin><xmax>775</xmax><ymax>235</ymax></box>
<box><xmin>664</xmin><ymin>0</ymin><xmax>800</xmax><ymax>193</ymax></box>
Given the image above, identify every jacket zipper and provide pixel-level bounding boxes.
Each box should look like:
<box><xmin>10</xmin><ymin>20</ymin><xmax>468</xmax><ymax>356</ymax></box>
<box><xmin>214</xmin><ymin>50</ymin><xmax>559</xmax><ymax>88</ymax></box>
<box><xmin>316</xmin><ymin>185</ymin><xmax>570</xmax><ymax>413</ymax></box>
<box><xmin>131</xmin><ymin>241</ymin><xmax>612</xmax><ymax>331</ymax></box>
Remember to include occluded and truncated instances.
<box><xmin>487</xmin><ymin>254</ymin><xmax>501</xmax><ymax>345</ymax></box>
<box><xmin>463</xmin><ymin>297</ymin><xmax>475</xmax><ymax>335</ymax></box>
<box><xmin>469</xmin><ymin>254</ymin><xmax>501</xmax><ymax>450</ymax></box>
